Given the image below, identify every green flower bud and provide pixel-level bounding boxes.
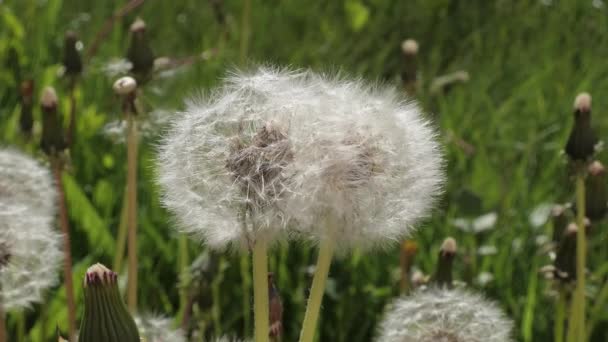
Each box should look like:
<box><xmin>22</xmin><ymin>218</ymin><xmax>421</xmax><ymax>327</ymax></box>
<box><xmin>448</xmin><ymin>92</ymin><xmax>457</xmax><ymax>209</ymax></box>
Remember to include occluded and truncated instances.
<box><xmin>565</xmin><ymin>93</ymin><xmax>598</xmax><ymax>161</ymax></box>
<box><xmin>63</xmin><ymin>31</ymin><xmax>83</xmax><ymax>77</ymax></box>
<box><xmin>434</xmin><ymin>237</ymin><xmax>456</xmax><ymax>289</ymax></box>
<box><xmin>40</xmin><ymin>87</ymin><xmax>67</xmax><ymax>155</ymax></box>
<box><xmin>126</xmin><ymin>18</ymin><xmax>155</xmax><ymax>83</ymax></box>
<box><xmin>554</xmin><ymin>223</ymin><xmax>578</xmax><ymax>282</ymax></box>
<box><xmin>79</xmin><ymin>263</ymin><xmax>140</xmax><ymax>342</ymax></box>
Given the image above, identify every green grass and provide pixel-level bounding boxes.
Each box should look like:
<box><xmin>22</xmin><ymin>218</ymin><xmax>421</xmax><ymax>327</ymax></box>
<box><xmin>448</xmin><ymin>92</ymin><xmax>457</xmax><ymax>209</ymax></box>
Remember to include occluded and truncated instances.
<box><xmin>2</xmin><ymin>0</ymin><xmax>608</xmax><ymax>341</ymax></box>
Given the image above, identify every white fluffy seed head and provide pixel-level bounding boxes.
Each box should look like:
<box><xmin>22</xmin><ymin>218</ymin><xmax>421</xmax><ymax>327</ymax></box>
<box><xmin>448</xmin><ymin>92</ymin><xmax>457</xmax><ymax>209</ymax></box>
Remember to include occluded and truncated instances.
<box><xmin>377</xmin><ymin>288</ymin><xmax>514</xmax><ymax>342</ymax></box>
<box><xmin>574</xmin><ymin>92</ymin><xmax>591</xmax><ymax>112</ymax></box>
<box><xmin>113</xmin><ymin>76</ymin><xmax>137</xmax><ymax>95</ymax></box>
<box><xmin>157</xmin><ymin>66</ymin><xmax>444</xmax><ymax>250</ymax></box>
<box><xmin>0</xmin><ymin>149</ymin><xmax>62</xmax><ymax>310</ymax></box>
<box><xmin>134</xmin><ymin>314</ymin><xmax>186</xmax><ymax>342</ymax></box>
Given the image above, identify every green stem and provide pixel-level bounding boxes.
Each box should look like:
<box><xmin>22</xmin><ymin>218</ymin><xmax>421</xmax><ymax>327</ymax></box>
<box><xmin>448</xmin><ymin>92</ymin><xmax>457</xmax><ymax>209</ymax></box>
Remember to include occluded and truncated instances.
<box><xmin>126</xmin><ymin>114</ymin><xmax>139</xmax><ymax>312</ymax></box>
<box><xmin>178</xmin><ymin>235</ymin><xmax>190</xmax><ymax>321</ymax></box>
<box><xmin>555</xmin><ymin>290</ymin><xmax>566</xmax><ymax>342</ymax></box>
<box><xmin>239</xmin><ymin>0</ymin><xmax>251</xmax><ymax>65</ymax></box>
<box><xmin>299</xmin><ymin>237</ymin><xmax>336</xmax><ymax>342</ymax></box>
<box><xmin>252</xmin><ymin>239</ymin><xmax>269</xmax><ymax>342</ymax></box>
<box><xmin>16</xmin><ymin>311</ymin><xmax>24</xmax><ymax>342</ymax></box>
<box><xmin>241</xmin><ymin>255</ymin><xmax>252</xmax><ymax>336</ymax></box>
<box><xmin>588</xmin><ymin>279</ymin><xmax>608</xmax><ymax>338</ymax></box>
<box><xmin>113</xmin><ymin>187</ymin><xmax>129</xmax><ymax>273</ymax></box>
<box><xmin>0</xmin><ymin>303</ymin><xmax>6</xmax><ymax>342</ymax></box>
<box><xmin>574</xmin><ymin>171</ymin><xmax>587</xmax><ymax>342</ymax></box>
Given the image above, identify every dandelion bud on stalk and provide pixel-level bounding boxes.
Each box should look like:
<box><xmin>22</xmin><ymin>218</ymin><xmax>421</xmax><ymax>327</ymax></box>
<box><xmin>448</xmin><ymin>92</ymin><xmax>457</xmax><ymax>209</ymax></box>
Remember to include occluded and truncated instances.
<box><xmin>434</xmin><ymin>237</ymin><xmax>457</xmax><ymax>289</ymax></box>
<box><xmin>127</xmin><ymin>18</ymin><xmax>155</xmax><ymax>82</ymax></box>
<box><xmin>400</xmin><ymin>39</ymin><xmax>418</xmax><ymax>94</ymax></box>
<box><xmin>79</xmin><ymin>264</ymin><xmax>140</xmax><ymax>342</ymax></box>
<box><xmin>585</xmin><ymin>161</ymin><xmax>607</xmax><ymax>222</ymax></box>
<box><xmin>565</xmin><ymin>93</ymin><xmax>597</xmax><ymax>161</ymax></box>
<box><xmin>377</xmin><ymin>288</ymin><xmax>514</xmax><ymax>342</ymax></box>
<box><xmin>40</xmin><ymin>87</ymin><xmax>66</xmax><ymax>156</ymax></box>
<box><xmin>554</xmin><ymin>223</ymin><xmax>578</xmax><ymax>282</ymax></box>
<box><xmin>551</xmin><ymin>204</ymin><xmax>569</xmax><ymax>245</ymax></box>
<box><xmin>62</xmin><ymin>31</ymin><xmax>82</xmax><ymax>77</ymax></box>
<box><xmin>19</xmin><ymin>79</ymin><xmax>34</xmax><ymax>136</ymax></box>
<box><xmin>113</xmin><ymin>76</ymin><xmax>138</xmax><ymax>115</ymax></box>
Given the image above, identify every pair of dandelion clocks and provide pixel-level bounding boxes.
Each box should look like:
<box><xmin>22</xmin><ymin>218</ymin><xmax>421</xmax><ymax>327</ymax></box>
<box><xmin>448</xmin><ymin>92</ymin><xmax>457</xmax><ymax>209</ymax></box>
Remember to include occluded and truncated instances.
<box><xmin>0</xmin><ymin>149</ymin><xmax>63</xmax><ymax>310</ymax></box>
<box><xmin>157</xmin><ymin>67</ymin><xmax>444</xmax><ymax>249</ymax></box>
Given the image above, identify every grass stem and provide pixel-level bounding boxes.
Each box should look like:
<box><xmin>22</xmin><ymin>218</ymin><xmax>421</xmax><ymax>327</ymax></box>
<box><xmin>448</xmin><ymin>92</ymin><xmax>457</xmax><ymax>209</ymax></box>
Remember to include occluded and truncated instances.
<box><xmin>51</xmin><ymin>157</ymin><xmax>76</xmax><ymax>341</ymax></box>
<box><xmin>113</xmin><ymin>187</ymin><xmax>129</xmax><ymax>273</ymax></box>
<box><xmin>574</xmin><ymin>170</ymin><xmax>587</xmax><ymax>342</ymax></box>
<box><xmin>299</xmin><ymin>236</ymin><xmax>336</xmax><ymax>342</ymax></box>
<box><xmin>126</xmin><ymin>113</ymin><xmax>139</xmax><ymax>312</ymax></box>
<box><xmin>253</xmin><ymin>239</ymin><xmax>269</xmax><ymax>342</ymax></box>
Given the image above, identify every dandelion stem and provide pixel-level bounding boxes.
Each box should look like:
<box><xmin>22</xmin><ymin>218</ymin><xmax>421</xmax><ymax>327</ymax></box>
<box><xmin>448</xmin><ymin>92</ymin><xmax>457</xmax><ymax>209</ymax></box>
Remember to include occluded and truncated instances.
<box><xmin>113</xmin><ymin>186</ymin><xmax>129</xmax><ymax>273</ymax></box>
<box><xmin>299</xmin><ymin>235</ymin><xmax>336</xmax><ymax>342</ymax></box>
<box><xmin>126</xmin><ymin>113</ymin><xmax>139</xmax><ymax>312</ymax></box>
<box><xmin>253</xmin><ymin>238</ymin><xmax>270</xmax><ymax>342</ymax></box>
<box><xmin>67</xmin><ymin>77</ymin><xmax>77</xmax><ymax>147</ymax></box>
<box><xmin>0</xmin><ymin>303</ymin><xmax>6</xmax><ymax>342</ymax></box>
<box><xmin>178</xmin><ymin>234</ymin><xmax>190</xmax><ymax>321</ymax></box>
<box><xmin>241</xmin><ymin>255</ymin><xmax>252</xmax><ymax>335</ymax></box>
<box><xmin>573</xmin><ymin>169</ymin><xmax>587</xmax><ymax>342</ymax></box>
<box><xmin>555</xmin><ymin>289</ymin><xmax>566</xmax><ymax>342</ymax></box>
<box><xmin>587</xmin><ymin>279</ymin><xmax>608</xmax><ymax>338</ymax></box>
<box><xmin>239</xmin><ymin>0</ymin><xmax>251</xmax><ymax>64</ymax></box>
<box><xmin>51</xmin><ymin>157</ymin><xmax>76</xmax><ymax>341</ymax></box>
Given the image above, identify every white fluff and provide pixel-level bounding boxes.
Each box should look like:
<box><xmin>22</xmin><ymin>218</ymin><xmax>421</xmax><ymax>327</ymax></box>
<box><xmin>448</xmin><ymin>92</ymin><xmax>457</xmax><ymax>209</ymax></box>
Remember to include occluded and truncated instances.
<box><xmin>377</xmin><ymin>288</ymin><xmax>513</xmax><ymax>342</ymax></box>
<box><xmin>135</xmin><ymin>314</ymin><xmax>186</xmax><ymax>342</ymax></box>
<box><xmin>0</xmin><ymin>149</ymin><xmax>63</xmax><ymax>310</ymax></box>
<box><xmin>157</xmin><ymin>66</ymin><xmax>443</xmax><ymax>250</ymax></box>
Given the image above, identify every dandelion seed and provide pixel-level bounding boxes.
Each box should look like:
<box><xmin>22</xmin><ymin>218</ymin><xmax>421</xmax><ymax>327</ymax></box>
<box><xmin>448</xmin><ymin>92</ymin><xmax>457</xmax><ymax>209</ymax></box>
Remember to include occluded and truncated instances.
<box><xmin>377</xmin><ymin>287</ymin><xmax>514</xmax><ymax>342</ymax></box>
<box><xmin>135</xmin><ymin>314</ymin><xmax>186</xmax><ymax>342</ymax></box>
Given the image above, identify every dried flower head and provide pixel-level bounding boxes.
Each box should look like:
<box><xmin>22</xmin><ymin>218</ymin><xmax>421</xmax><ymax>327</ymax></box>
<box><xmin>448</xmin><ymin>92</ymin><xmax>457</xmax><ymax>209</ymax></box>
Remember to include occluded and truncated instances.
<box><xmin>377</xmin><ymin>288</ymin><xmax>514</xmax><ymax>342</ymax></box>
<box><xmin>0</xmin><ymin>149</ymin><xmax>62</xmax><ymax>310</ymax></box>
<box><xmin>157</xmin><ymin>67</ymin><xmax>443</xmax><ymax>250</ymax></box>
<box><xmin>135</xmin><ymin>314</ymin><xmax>186</xmax><ymax>342</ymax></box>
<box><xmin>113</xmin><ymin>76</ymin><xmax>137</xmax><ymax>96</ymax></box>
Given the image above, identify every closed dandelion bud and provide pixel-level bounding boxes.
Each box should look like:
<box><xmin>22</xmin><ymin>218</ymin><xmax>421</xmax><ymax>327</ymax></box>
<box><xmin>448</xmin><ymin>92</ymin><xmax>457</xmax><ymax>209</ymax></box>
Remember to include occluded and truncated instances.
<box><xmin>434</xmin><ymin>237</ymin><xmax>456</xmax><ymax>289</ymax></box>
<box><xmin>554</xmin><ymin>223</ymin><xmax>578</xmax><ymax>282</ymax></box>
<box><xmin>79</xmin><ymin>263</ymin><xmax>140</xmax><ymax>342</ymax></box>
<box><xmin>400</xmin><ymin>39</ymin><xmax>418</xmax><ymax>93</ymax></box>
<box><xmin>113</xmin><ymin>76</ymin><xmax>138</xmax><ymax>116</ymax></box>
<box><xmin>62</xmin><ymin>31</ymin><xmax>82</xmax><ymax>76</ymax></box>
<box><xmin>585</xmin><ymin>161</ymin><xmax>607</xmax><ymax>222</ymax></box>
<box><xmin>377</xmin><ymin>287</ymin><xmax>514</xmax><ymax>342</ymax></box>
<box><xmin>565</xmin><ymin>93</ymin><xmax>597</xmax><ymax>161</ymax></box>
<box><xmin>19</xmin><ymin>79</ymin><xmax>34</xmax><ymax>135</ymax></box>
<box><xmin>40</xmin><ymin>87</ymin><xmax>66</xmax><ymax>155</ymax></box>
<box><xmin>127</xmin><ymin>18</ymin><xmax>155</xmax><ymax>82</ymax></box>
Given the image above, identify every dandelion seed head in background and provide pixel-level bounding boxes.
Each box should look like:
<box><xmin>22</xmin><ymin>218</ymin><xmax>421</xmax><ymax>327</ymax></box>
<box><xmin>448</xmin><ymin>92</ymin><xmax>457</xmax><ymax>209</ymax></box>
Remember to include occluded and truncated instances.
<box><xmin>0</xmin><ymin>149</ymin><xmax>63</xmax><ymax>310</ymax></box>
<box><xmin>135</xmin><ymin>314</ymin><xmax>186</xmax><ymax>342</ymax></box>
<box><xmin>377</xmin><ymin>287</ymin><xmax>513</xmax><ymax>342</ymax></box>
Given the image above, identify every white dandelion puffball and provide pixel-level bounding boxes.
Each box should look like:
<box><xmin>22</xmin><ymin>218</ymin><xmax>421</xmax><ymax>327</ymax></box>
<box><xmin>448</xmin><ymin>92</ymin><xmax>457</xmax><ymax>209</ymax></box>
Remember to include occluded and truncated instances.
<box><xmin>377</xmin><ymin>288</ymin><xmax>514</xmax><ymax>342</ymax></box>
<box><xmin>0</xmin><ymin>149</ymin><xmax>63</xmax><ymax>310</ymax></box>
<box><xmin>135</xmin><ymin>314</ymin><xmax>186</xmax><ymax>342</ymax></box>
<box><xmin>157</xmin><ymin>66</ymin><xmax>443</xmax><ymax>249</ymax></box>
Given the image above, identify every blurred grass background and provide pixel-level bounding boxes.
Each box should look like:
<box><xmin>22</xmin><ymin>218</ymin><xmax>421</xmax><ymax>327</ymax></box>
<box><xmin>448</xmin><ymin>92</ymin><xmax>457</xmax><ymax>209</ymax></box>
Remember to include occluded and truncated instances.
<box><xmin>2</xmin><ymin>0</ymin><xmax>608</xmax><ymax>341</ymax></box>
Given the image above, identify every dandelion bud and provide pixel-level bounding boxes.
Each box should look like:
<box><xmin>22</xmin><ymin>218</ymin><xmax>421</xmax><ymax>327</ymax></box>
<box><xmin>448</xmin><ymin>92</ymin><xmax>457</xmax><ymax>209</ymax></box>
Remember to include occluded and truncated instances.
<box><xmin>554</xmin><ymin>223</ymin><xmax>578</xmax><ymax>282</ymax></box>
<box><xmin>434</xmin><ymin>237</ymin><xmax>457</xmax><ymax>289</ymax></box>
<box><xmin>551</xmin><ymin>204</ymin><xmax>569</xmax><ymax>244</ymax></box>
<box><xmin>40</xmin><ymin>87</ymin><xmax>66</xmax><ymax>155</ymax></box>
<box><xmin>62</xmin><ymin>31</ymin><xmax>82</xmax><ymax>76</ymax></box>
<box><xmin>79</xmin><ymin>263</ymin><xmax>140</xmax><ymax>342</ymax></box>
<box><xmin>585</xmin><ymin>161</ymin><xmax>607</xmax><ymax>222</ymax></box>
<box><xmin>19</xmin><ymin>79</ymin><xmax>34</xmax><ymax>135</ymax></box>
<box><xmin>113</xmin><ymin>76</ymin><xmax>137</xmax><ymax>96</ymax></box>
<box><xmin>400</xmin><ymin>39</ymin><xmax>418</xmax><ymax>93</ymax></box>
<box><xmin>127</xmin><ymin>18</ymin><xmax>155</xmax><ymax>82</ymax></box>
<box><xmin>377</xmin><ymin>288</ymin><xmax>514</xmax><ymax>342</ymax></box>
<box><xmin>565</xmin><ymin>92</ymin><xmax>598</xmax><ymax>161</ymax></box>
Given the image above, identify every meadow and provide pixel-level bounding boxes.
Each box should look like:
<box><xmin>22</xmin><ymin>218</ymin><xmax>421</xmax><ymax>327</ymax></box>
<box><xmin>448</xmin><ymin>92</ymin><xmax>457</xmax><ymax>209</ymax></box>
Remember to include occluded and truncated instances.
<box><xmin>2</xmin><ymin>0</ymin><xmax>608</xmax><ymax>341</ymax></box>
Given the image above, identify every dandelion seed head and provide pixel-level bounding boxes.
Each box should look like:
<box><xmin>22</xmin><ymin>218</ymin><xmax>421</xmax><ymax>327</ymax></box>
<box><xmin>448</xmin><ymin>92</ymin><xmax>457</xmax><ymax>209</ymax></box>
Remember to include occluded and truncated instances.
<box><xmin>157</xmin><ymin>66</ymin><xmax>443</xmax><ymax>250</ymax></box>
<box><xmin>0</xmin><ymin>154</ymin><xmax>62</xmax><ymax>310</ymax></box>
<box><xmin>377</xmin><ymin>288</ymin><xmax>514</xmax><ymax>342</ymax></box>
<box><xmin>135</xmin><ymin>314</ymin><xmax>186</xmax><ymax>342</ymax></box>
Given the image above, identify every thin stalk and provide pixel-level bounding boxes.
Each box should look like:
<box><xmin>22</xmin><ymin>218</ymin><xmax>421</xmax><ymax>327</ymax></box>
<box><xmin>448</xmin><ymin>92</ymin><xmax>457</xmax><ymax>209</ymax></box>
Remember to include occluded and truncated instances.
<box><xmin>126</xmin><ymin>113</ymin><xmax>139</xmax><ymax>312</ymax></box>
<box><xmin>0</xmin><ymin>303</ymin><xmax>6</xmax><ymax>342</ymax></box>
<box><xmin>252</xmin><ymin>239</ymin><xmax>269</xmax><ymax>342</ymax></box>
<box><xmin>574</xmin><ymin>171</ymin><xmax>587</xmax><ymax>341</ymax></box>
<box><xmin>113</xmin><ymin>186</ymin><xmax>129</xmax><ymax>273</ymax></box>
<box><xmin>555</xmin><ymin>290</ymin><xmax>566</xmax><ymax>342</ymax></box>
<box><xmin>299</xmin><ymin>237</ymin><xmax>336</xmax><ymax>342</ymax></box>
<box><xmin>241</xmin><ymin>255</ymin><xmax>252</xmax><ymax>335</ymax></box>
<box><xmin>16</xmin><ymin>311</ymin><xmax>24</xmax><ymax>342</ymax></box>
<box><xmin>588</xmin><ymin>279</ymin><xmax>608</xmax><ymax>337</ymax></box>
<box><xmin>67</xmin><ymin>77</ymin><xmax>77</xmax><ymax>147</ymax></box>
<box><xmin>239</xmin><ymin>0</ymin><xmax>251</xmax><ymax>65</ymax></box>
<box><xmin>51</xmin><ymin>157</ymin><xmax>76</xmax><ymax>341</ymax></box>
<box><xmin>178</xmin><ymin>235</ymin><xmax>190</xmax><ymax>321</ymax></box>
